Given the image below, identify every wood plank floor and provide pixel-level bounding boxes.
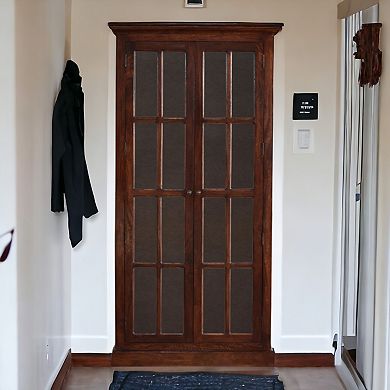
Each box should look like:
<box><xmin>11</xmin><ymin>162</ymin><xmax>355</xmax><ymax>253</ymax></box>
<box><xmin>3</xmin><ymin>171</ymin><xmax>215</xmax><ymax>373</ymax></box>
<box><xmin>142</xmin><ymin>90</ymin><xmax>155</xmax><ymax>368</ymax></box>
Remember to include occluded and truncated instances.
<box><xmin>63</xmin><ymin>366</ymin><xmax>346</xmax><ymax>390</ymax></box>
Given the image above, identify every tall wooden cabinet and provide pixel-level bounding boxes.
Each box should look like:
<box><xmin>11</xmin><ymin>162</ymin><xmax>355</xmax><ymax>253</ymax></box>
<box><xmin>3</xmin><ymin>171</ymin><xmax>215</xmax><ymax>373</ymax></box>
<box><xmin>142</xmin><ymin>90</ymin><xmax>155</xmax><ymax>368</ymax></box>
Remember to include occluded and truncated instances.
<box><xmin>109</xmin><ymin>22</ymin><xmax>282</xmax><ymax>366</ymax></box>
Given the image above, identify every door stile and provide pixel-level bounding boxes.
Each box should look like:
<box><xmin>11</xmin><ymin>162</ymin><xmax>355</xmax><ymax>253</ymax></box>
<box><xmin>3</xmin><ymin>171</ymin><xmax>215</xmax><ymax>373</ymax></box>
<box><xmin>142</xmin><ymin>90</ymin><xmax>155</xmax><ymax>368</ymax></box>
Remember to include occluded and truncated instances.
<box><xmin>156</xmin><ymin>51</ymin><xmax>163</xmax><ymax>337</ymax></box>
<box><xmin>193</xmin><ymin>43</ymin><xmax>204</xmax><ymax>344</ymax></box>
<box><xmin>225</xmin><ymin>51</ymin><xmax>233</xmax><ymax>336</ymax></box>
<box><xmin>124</xmin><ymin>48</ymin><xmax>135</xmax><ymax>342</ymax></box>
<box><xmin>252</xmin><ymin>44</ymin><xmax>265</xmax><ymax>344</ymax></box>
<box><xmin>260</xmin><ymin>36</ymin><xmax>275</xmax><ymax>349</ymax></box>
<box><xmin>184</xmin><ymin>43</ymin><xmax>196</xmax><ymax>342</ymax></box>
<box><xmin>115</xmin><ymin>37</ymin><xmax>128</xmax><ymax>348</ymax></box>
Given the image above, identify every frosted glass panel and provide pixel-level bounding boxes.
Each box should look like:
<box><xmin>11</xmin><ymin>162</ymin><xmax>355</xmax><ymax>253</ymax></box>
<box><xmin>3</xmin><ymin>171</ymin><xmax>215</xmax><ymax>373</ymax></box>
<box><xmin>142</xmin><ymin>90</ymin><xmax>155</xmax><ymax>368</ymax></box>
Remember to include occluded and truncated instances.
<box><xmin>204</xmin><ymin>52</ymin><xmax>226</xmax><ymax>117</ymax></box>
<box><xmin>163</xmin><ymin>52</ymin><xmax>186</xmax><ymax>117</ymax></box>
<box><xmin>135</xmin><ymin>51</ymin><xmax>158</xmax><ymax>116</ymax></box>
<box><xmin>232</xmin><ymin>52</ymin><xmax>255</xmax><ymax>117</ymax></box>
<box><xmin>135</xmin><ymin>197</ymin><xmax>157</xmax><ymax>263</ymax></box>
<box><xmin>232</xmin><ymin>124</ymin><xmax>254</xmax><ymax>188</ymax></box>
<box><xmin>162</xmin><ymin>268</ymin><xmax>184</xmax><ymax>334</ymax></box>
<box><xmin>231</xmin><ymin>198</ymin><xmax>253</xmax><ymax>263</ymax></box>
<box><xmin>162</xmin><ymin>197</ymin><xmax>185</xmax><ymax>263</ymax></box>
<box><xmin>203</xmin><ymin>198</ymin><xmax>226</xmax><ymax>263</ymax></box>
<box><xmin>204</xmin><ymin>124</ymin><xmax>226</xmax><ymax>189</ymax></box>
<box><xmin>134</xmin><ymin>268</ymin><xmax>157</xmax><ymax>334</ymax></box>
<box><xmin>203</xmin><ymin>268</ymin><xmax>225</xmax><ymax>333</ymax></box>
<box><xmin>135</xmin><ymin>123</ymin><xmax>157</xmax><ymax>189</ymax></box>
<box><xmin>231</xmin><ymin>269</ymin><xmax>253</xmax><ymax>333</ymax></box>
<box><xmin>163</xmin><ymin>123</ymin><xmax>185</xmax><ymax>189</ymax></box>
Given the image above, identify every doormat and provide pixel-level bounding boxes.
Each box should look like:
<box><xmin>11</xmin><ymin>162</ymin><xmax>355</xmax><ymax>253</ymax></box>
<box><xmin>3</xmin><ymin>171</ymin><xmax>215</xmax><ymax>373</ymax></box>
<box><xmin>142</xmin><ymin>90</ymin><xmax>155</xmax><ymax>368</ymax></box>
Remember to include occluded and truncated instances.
<box><xmin>109</xmin><ymin>371</ymin><xmax>284</xmax><ymax>389</ymax></box>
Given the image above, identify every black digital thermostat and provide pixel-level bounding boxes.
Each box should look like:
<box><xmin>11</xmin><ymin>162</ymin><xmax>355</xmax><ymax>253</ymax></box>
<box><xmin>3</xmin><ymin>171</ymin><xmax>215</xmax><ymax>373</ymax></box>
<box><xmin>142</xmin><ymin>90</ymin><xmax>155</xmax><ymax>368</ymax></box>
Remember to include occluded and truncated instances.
<box><xmin>293</xmin><ymin>93</ymin><xmax>318</xmax><ymax>120</ymax></box>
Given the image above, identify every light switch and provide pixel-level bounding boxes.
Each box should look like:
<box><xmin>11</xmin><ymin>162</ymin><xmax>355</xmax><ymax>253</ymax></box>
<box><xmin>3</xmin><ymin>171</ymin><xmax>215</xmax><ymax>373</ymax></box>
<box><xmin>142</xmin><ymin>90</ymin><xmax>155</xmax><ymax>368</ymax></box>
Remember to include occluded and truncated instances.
<box><xmin>297</xmin><ymin>129</ymin><xmax>311</xmax><ymax>149</ymax></box>
<box><xmin>293</xmin><ymin>127</ymin><xmax>314</xmax><ymax>154</ymax></box>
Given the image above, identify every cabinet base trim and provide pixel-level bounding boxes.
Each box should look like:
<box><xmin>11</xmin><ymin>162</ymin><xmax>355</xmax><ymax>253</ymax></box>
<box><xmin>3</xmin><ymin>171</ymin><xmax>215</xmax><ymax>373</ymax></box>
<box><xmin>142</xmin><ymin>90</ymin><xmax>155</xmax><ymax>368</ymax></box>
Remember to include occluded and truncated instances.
<box><xmin>72</xmin><ymin>351</ymin><xmax>334</xmax><ymax>367</ymax></box>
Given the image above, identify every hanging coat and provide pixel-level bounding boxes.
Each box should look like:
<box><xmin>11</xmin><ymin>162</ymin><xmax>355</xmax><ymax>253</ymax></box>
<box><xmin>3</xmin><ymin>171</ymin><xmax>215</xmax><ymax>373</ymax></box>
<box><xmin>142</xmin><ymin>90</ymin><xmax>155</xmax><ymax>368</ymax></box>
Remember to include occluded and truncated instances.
<box><xmin>51</xmin><ymin>60</ymin><xmax>98</xmax><ymax>248</ymax></box>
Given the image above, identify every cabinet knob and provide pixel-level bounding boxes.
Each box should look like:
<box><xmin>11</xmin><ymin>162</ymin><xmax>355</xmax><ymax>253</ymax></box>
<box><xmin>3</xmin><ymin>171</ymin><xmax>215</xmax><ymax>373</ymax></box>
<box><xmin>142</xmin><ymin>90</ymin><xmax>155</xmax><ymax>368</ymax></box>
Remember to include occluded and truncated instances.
<box><xmin>195</xmin><ymin>190</ymin><xmax>202</xmax><ymax>195</ymax></box>
<box><xmin>186</xmin><ymin>190</ymin><xmax>193</xmax><ymax>196</ymax></box>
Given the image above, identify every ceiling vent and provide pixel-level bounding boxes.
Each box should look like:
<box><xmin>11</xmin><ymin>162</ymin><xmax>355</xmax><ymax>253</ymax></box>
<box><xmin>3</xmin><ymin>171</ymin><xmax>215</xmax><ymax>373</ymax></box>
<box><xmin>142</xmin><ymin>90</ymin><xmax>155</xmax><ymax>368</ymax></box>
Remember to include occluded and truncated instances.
<box><xmin>185</xmin><ymin>0</ymin><xmax>205</xmax><ymax>8</ymax></box>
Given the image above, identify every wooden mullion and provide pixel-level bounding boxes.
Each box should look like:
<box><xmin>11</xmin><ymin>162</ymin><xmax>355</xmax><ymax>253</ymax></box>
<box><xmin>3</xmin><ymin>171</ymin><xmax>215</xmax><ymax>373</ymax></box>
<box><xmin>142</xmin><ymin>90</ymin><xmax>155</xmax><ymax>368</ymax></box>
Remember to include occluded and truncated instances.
<box><xmin>203</xmin><ymin>117</ymin><xmax>255</xmax><ymax>124</ymax></box>
<box><xmin>203</xmin><ymin>262</ymin><xmax>253</xmax><ymax>269</ymax></box>
<box><xmin>134</xmin><ymin>116</ymin><xmax>186</xmax><ymax>123</ymax></box>
<box><xmin>127</xmin><ymin>188</ymin><xmax>255</xmax><ymax>198</ymax></box>
<box><xmin>252</xmin><ymin>45</ymin><xmax>265</xmax><ymax>342</ymax></box>
<box><xmin>133</xmin><ymin>262</ymin><xmax>186</xmax><ymax>268</ymax></box>
<box><xmin>132</xmin><ymin>189</ymin><xmax>185</xmax><ymax>197</ymax></box>
<box><xmin>193</xmin><ymin>44</ymin><xmax>204</xmax><ymax>342</ymax></box>
<box><xmin>225</xmin><ymin>51</ymin><xmax>232</xmax><ymax>335</ymax></box>
<box><xmin>125</xmin><ymin>50</ymin><xmax>136</xmax><ymax>341</ymax></box>
<box><xmin>201</xmin><ymin>189</ymin><xmax>254</xmax><ymax>197</ymax></box>
<box><xmin>185</xmin><ymin>43</ymin><xmax>196</xmax><ymax>342</ymax></box>
<box><xmin>156</xmin><ymin>51</ymin><xmax>163</xmax><ymax>337</ymax></box>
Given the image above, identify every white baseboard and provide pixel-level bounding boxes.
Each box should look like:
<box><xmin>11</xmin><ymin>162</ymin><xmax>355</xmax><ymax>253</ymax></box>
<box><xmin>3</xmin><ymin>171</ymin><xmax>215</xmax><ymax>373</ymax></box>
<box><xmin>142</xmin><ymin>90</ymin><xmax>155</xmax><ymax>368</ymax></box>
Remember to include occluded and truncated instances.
<box><xmin>71</xmin><ymin>335</ymin><xmax>112</xmax><ymax>353</ymax></box>
<box><xmin>336</xmin><ymin>360</ymin><xmax>363</xmax><ymax>390</ymax></box>
<box><xmin>275</xmin><ymin>335</ymin><xmax>334</xmax><ymax>353</ymax></box>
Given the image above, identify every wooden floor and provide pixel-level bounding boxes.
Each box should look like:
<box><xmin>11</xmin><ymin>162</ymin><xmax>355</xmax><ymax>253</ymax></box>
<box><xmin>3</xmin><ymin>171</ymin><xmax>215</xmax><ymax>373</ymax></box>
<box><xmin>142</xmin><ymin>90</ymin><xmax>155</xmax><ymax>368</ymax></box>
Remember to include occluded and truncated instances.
<box><xmin>63</xmin><ymin>366</ymin><xmax>346</xmax><ymax>390</ymax></box>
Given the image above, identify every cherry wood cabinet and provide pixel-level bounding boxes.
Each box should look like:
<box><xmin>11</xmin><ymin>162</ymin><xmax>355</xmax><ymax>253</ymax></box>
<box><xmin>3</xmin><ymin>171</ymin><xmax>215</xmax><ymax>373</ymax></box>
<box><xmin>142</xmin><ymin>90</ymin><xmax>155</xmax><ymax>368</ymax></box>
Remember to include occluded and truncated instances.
<box><xmin>109</xmin><ymin>22</ymin><xmax>282</xmax><ymax>365</ymax></box>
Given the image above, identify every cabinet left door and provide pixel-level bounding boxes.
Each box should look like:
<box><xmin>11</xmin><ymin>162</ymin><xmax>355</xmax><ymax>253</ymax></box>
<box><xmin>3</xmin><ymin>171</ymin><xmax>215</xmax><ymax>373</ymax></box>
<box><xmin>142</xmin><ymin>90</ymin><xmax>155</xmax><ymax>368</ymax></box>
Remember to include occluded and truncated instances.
<box><xmin>121</xmin><ymin>43</ymin><xmax>195</xmax><ymax>345</ymax></box>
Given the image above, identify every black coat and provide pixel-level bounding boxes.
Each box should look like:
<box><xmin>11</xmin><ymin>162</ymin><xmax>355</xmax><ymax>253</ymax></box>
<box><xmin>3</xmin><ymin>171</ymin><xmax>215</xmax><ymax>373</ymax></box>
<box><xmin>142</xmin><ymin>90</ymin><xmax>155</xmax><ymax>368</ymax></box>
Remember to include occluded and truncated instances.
<box><xmin>51</xmin><ymin>60</ymin><xmax>98</xmax><ymax>247</ymax></box>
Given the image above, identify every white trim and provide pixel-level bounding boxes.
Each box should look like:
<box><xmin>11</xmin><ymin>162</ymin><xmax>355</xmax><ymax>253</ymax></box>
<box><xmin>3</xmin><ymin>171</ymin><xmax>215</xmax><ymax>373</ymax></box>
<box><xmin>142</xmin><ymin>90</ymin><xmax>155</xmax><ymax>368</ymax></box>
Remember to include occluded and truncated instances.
<box><xmin>333</xmin><ymin>17</ymin><xmax>346</xmax><ymax>366</ymax></box>
<box><xmin>106</xmin><ymin>30</ymin><xmax>116</xmax><ymax>356</ymax></box>
<box><xmin>276</xmin><ymin>335</ymin><xmax>334</xmax><ymax>353</ymax></box>
<box><xmin>336</xmin><ymin>360</ymin><xmax>364</xmax><ymax>390</ymax></box>
<box><xmin>270</xmin><ymin>34</ymin><xmax>285</xmax><ymax>353</ymax></box>
<box><xmin>45</xmin><ymin>348</ymin><xmax>70</xmax><ymax>390</ymax></box>
<box><xmin>338</xmin><ymin>0</ymin><xmax>378</xmax><ymax>19</ymax></box>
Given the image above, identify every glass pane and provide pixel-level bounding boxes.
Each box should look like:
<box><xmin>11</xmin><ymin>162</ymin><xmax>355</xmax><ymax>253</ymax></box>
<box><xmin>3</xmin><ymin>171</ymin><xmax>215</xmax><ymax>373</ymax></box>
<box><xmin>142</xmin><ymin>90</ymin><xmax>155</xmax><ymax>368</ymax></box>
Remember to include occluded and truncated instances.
<box><xmin>231</xmin><ymin>269</ymin><xmax>253</xmax><ymax>333</ymax></box>
<box><xmin>135</xmin><ymin>123</ymin><xmax>157</xmax><ymax>189</ymax></box>
<box><xmin>203</xmin><ymin>268</ymin><xmax>225</xmax><ymax>333</ymax></box>
<box><xmin>204</xmin><ymin>52</ymin><xmax>226</xmax><ymax>117</ymax></box>
<box><xmin>162</xmin><ymin>268</ymin><xmax>184</xmax><ymax>334</ymax></box>
<box><xmin>135</xmin><ymin>197</ymin><xmax>157</xmax><ymax>263</ymax></box>
<box><xmin>162</xmin><ymin>197</ymin><xmax>185</xmax><ymax>263</ymax></box>
<box><xmin>204</xmin><ymin>124</ymin><xmax>226</xmax><ymax>189</ymax></box>
<box><xmin>231</xmin><ymin>198</ymin><xmax>253</xmax><ymax>263</ymax></box>
<box><xmin>163</xmin><ymin>123</ymin><xmax>185</xmax><ymax>189</ymax></box>
<box><xmin>163</xmin><ymin>52</ymin><xmax>186</xmax><ymax>117</ymax></box>
<box><xmin>232</xmin><ymin>52</ymin><xmax>255</xmax><ymax>117</ymax></box>
<box><xmin>203</xmin><ymin>198</ymin><xmax>226</xmax><ymax>263</ymax></box>
<box><xmin>232</xmin><ymin>124</ymin><xmax>254</xmax><ymax>188</ymax></box>
<box><xmin>134</xmin><ymin>267</ymin><xmax>157</xmax><ymax>334</ymax></box>
<box><xmin>135</xmin><ymin>51</ymin><xmax>158</xmax><ymax>116</ymax></box>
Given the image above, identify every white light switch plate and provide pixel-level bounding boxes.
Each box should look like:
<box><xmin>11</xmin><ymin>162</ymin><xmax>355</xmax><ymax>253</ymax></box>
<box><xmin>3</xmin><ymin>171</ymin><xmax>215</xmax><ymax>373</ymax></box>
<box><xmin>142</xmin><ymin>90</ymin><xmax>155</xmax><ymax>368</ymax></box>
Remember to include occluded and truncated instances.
<box><xmin>293</xmin><ymin>127</ymin><xmax>315</xmax><ymax>154</ymax></box>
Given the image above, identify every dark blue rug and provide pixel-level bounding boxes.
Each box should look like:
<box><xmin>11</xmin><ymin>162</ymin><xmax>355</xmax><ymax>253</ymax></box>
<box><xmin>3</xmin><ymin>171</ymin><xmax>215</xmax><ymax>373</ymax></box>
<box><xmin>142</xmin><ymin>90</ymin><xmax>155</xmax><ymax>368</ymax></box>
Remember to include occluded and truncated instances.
<box><xmin>109</xmin><ymin>371</ymin><xmax>284</xmax><ymax>389</ymax></box>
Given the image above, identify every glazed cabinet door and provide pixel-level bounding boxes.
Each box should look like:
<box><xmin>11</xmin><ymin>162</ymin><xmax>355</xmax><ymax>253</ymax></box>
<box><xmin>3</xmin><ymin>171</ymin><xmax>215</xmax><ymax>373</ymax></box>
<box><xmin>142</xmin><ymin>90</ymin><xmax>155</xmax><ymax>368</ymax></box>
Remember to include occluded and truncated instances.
<box><xmin>193</xmin><ymin>43</ymin><xmax>265</xmax><ymax>344</ymax></box>
<box><xmin>123</xmin><ymin>43</ymin><xmax>195</xmax><ymax>343</ymax></box>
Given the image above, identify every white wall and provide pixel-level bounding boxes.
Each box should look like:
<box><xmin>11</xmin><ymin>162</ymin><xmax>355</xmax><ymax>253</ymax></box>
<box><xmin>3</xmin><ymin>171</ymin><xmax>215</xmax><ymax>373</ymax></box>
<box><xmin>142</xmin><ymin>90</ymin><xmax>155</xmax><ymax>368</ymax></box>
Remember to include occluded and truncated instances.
<box><xmin>70</xmin><ymin>0</ymin><xmax>339</xmax><ymax>354</ymax></box>
<box><xmin>13</xmin><ymin>0</ymin><xmax>71</xmax><ymax>389</ymax></box>
<box><xmin>0</xmin><ymin>1</ymin><xmax>18</xmax><ymax>388</ymax></box>
<box><xmin>373</xmin><ymin>1</ymin><xmax>390</xmax><ymax>389</ymax></box>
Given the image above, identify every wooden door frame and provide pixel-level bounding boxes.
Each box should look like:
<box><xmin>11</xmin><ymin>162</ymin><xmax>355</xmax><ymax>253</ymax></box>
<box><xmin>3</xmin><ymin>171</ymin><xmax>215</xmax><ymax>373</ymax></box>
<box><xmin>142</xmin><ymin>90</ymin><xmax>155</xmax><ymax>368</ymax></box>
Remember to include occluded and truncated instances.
<box><xmin>109</xmin><ymin>22</ymin><xmax>283</xmax><ymax>365</ymax></box>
